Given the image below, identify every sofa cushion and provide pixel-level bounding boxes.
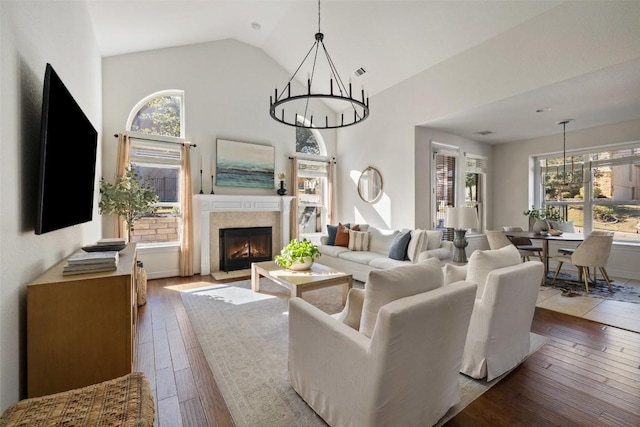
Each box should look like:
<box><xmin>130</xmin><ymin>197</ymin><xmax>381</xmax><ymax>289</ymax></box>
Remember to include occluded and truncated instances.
<box><xmin>318</xmin><ymin>244</ymin><xmax>350</xmax><ymax>258</ymax></box>
<box><xmin>443</xmin><ymin>263</ymin><xmax>467</xmax><ymax>285</ymax></box>
<box><xmin>422</xmin><ymin>247</ymin><xmax>452</xmax><ymax>261</ymax></box>
<box><xmin>368</xmin><ymin>227</ymin><xmax>400</xmax><ymax>255</ymax></box>
<box><xmin>368</xmin><ymin>257</ymin><xmax>411</xmax><ymax>269</ymax></box>
<box><xmin>338</xmin><ymin>250</ymin><xmax>383</xmax><ymax>266</ymax></box>
<box><xmin>466</xmin><ymin>244</ymin><xmax>521</xmax><ymax>298</ymax></box>
<box><xmin>406</xmin><ymin>229</ymin><xmax>428</xmax><ymax>263</ymax></box>
<box><xmin>359</xmin><ymin>258</ymin><xmax>443</xmax><ymax>338</ymax></box>
<box><xmin>388</xmin><ymin>230</ymin><xmax>412</xmax><ymax>260</ymax></box>
<box><xmin>348</xmin><ymin>230</ymin><xmax>370</xmax><ymax>251</ymax></box>
<box><xmin>425</xmin><ymin>230</ymin><xmax>444</xmax><ymax>250</ymax></box>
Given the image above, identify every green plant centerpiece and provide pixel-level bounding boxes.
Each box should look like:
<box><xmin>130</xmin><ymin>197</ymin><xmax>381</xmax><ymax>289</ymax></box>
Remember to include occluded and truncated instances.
<box><xmin>275</xmin><ymin>238</ymin><xmax>321</xmax><ymax>270</ymax></box>
<box><xmin>99</xmin><ymin>165</ymin><xmax>159</xmax><ymax>241</ymax></box>
<box><xmin>523</xmin><ymin>205</ymin><xmax>563</xmax><ymax>234</ymax></box>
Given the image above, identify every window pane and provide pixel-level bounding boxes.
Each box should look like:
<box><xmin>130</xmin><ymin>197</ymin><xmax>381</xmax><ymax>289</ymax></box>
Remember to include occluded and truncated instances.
<box><xmin>131</xmin><ymin>96</ymin><xmax>181</xmax><ymax>137</ymax></box>
<box><xmin>435</xmin><ymin>154</ymin><xmax>455</xmax><ymax>229</ymax></box>
<box><xmin>592</xmin><ymin>204</ymin><xmax>640</xmax><ymax>241</ymax></box>
<box><xmin>297</xmin><ymin>176</ymin><xmax>323</xmax><ymax>234</ymax></box>
<box><xmin>296</xmin><ymin>126</ymin><xmax>320</xmax><ymax>155</ymax></box>
<box><xmin>132</xmin><ymin>164</ymin><xmax>180</xmax><ymax>204</ymax></box>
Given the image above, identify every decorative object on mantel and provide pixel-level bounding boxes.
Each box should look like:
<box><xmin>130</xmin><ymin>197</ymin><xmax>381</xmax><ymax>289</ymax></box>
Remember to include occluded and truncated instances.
<box><xmin>216</xmin><ymin>139</ymin><xmax>275</xmax><ymax>188</ymax></box>
<box><xmin>198</xmin><ymin>154</ymin><xmax>204</xmax><ymax>194</ymax></box>
<box><xmin>277</xmin><ymin>172</ymin><xmax>287</xmax><ymax>196</ymax></box>
<box><xmin>274</xmin><ymin>238</ymin><xmax>320</xmax><ymax>270</ymax></box>
<box><xmin>210</xmin><ymin>175</ymin><xmax>215</xmax><ymax>194</ymax></box>
<box><xmin>445</xmin><ymin>206</ymin><xmax>479</xmax><ymax>263</ymax></box>
<box><xmin>269</xmin><ymin>0</ymin><xmax>369</xmax><ymax>129</ymax></box>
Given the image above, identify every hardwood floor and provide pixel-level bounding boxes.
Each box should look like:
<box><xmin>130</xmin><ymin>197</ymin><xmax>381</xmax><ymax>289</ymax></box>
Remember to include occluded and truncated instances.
<box><xmin>138</xmin><ymin>275</ymin><xmax>640</xmax><ymax>427</ymax></box>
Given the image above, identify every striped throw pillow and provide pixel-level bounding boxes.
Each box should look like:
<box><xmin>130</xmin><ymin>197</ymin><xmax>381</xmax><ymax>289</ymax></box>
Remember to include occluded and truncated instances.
<box><xmin>348</xmin><ymin>230</ymin><xmax>370</xmax><ymax>251</ymax></box>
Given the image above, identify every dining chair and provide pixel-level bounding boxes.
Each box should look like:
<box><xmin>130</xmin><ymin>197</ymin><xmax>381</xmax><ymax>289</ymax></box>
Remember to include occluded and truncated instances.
<box><xmin>485</xmin><ymin>230</ymin><xmax>542</xmax><ymax>262</ymax></box>
<box><xmin>497</xmin><ymin>228</ymin><xmax>544</xmax><ymax>262</ymax></box>
<box><xmin>550</xmin><ymin>231</ymin><xmax>614</xmax><ymax>293</ymax></box>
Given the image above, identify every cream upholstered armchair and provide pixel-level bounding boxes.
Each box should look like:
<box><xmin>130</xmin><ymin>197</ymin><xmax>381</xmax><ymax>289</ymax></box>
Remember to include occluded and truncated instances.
<box><xmin>288</xmin><ymin>260</ymin><xmax>477</xmax><ymax>427</ymax></box>
<box><xmin>459</xmin><ymin>260</ymin><xmax>544</xmax><ymax>381</ymax></box>
<box><xmin>501</xmin><ymin>226</ymin><xmax>544</xmax><ymax>262</ymax></box>
<box><xmin>486</xmin><ymin>230</ymin><xmax>542</xmax><ymax>263</ymax></box>
<box><xmin>551</xmin><ymin>231</ymin><xmax>614</xmax><ymax>293</ymax></box>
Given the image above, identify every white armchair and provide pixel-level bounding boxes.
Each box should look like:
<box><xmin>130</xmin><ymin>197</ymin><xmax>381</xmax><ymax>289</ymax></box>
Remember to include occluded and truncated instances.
<box><xmin>460</xmin><ymin>260</ymin><xmax>544</xmax><ymax>381</ymax></box>
<box><xmin>288</xmin><ymin>280</ymin><xmax>477</xmax><ymax>427</ymax></box>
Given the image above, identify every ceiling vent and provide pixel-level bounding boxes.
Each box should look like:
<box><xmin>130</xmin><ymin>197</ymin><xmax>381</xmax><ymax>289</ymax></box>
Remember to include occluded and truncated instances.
<box><xmin>475</xmin><ymin>131</ymin><xmax>494</xmax><ymax>136</ymax></box>
<box><xmin>353</xmin><ymin>67</ymin><xmax>367</xmax><ymax>77</ymax></box>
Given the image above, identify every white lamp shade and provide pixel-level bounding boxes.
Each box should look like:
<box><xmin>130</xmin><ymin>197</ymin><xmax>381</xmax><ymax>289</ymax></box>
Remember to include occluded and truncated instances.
<box><xmin>445</xmin><ymin>207</ymin><xmax>478</xmax><ymax>230</ymax></box>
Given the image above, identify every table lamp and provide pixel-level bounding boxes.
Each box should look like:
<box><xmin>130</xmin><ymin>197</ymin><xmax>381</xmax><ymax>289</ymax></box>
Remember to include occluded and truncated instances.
<box><xmin>445</xmin><ymin>207</ymin><xmax>479</xmax><ymax>263</ymax></box>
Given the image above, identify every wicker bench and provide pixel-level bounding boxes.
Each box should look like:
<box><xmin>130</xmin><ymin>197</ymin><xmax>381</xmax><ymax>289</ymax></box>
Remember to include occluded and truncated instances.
<box><xmin>0</xmin><ymin>372</ymin><xmax>154</xmax><ymax>426</ymax></box>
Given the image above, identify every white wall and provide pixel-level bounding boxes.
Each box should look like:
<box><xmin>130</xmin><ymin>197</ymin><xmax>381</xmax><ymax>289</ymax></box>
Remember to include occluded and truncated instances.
<box><xmin>335</xmin><ymin>2</ymin><xmax>640</xmax><ymax>230</ymax></box>
<box><xmin>102</xmin><ymin>39</ymin><xmax>337</xmax><ymax>274</ymax></box>
<box><xmin>0</xmin><ymin>1</ymin><xmax>102</xmax><ymax>411</ymax></box>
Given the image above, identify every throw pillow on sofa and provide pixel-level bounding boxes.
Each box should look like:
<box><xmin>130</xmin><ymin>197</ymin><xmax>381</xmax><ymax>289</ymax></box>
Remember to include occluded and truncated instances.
<box><xmin>348</xmin><ymin>230</ymin><xmax>370</xmax><ymax>251</ymax></box>
<box><xmin>359</xmin><ymin>258</ymin><xmax>443</xmax><ymax>338</ymax></box>
<box><xmin>388</xmin><ymin>230</ymin><xmax>412</xmax><ymax>260</ymax></box>
<box><xmin>326</xmin><ymin>223</ymin><xmax>350</xmax><ymax>245</ymax></box>
<box><xmin>335</xmin><ymin>223</ymin><xmax>359</xmax><ymax>247</ymax></box>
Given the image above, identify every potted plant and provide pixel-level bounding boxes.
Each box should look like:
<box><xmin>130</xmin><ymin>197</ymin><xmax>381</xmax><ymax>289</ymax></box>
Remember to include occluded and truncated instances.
<box><xmin>275</xmin><ymin>238</ymin><xmax>321</xmax><ymax>270</ymax></box>
<box><xmin>99</xmin><ymin>165</ymin><xmax>160</xmax><ymax>241</ymax></box>
<box><xmin>523</xmin><ymin>205</ymin><xmax>563</xmax><ymax>234</ymax></box>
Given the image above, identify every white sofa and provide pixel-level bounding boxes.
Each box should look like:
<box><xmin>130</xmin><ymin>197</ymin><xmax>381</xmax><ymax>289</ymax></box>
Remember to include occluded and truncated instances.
<box><xmin>317</xmin><ymin>225</ymin><xmax>453</xmax><ymax>282</ymax></box>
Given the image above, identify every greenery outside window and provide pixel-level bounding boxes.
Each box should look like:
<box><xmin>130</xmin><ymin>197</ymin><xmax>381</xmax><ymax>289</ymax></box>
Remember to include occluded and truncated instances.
<box><xmin>537</xmin><ymin>142</ymin><xmax>640</xmax><ymax>242</ymax></box>
<box><xmin>465</xmin><ymin>154</ymin><xmax>486</xmax><ymax>233</ymax></box>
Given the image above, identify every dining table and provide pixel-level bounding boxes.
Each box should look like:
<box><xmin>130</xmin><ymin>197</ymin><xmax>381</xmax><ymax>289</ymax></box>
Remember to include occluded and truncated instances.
<box><xmin>503</xmin><ymin>230</ymin><xmax>584</xmax><ymax>276</ymax></box>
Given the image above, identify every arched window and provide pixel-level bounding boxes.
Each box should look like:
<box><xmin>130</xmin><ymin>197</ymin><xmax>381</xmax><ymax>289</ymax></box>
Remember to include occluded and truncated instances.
<box><xmin>296</xmin><ymin>115</ymin><xmax>327</xmax><ymax>156</ymax></box>
<box><xmin>127</xmin><ymin>90</ymin><xmax>184</xmax><ymax>138</ymax></box>
<box><xmin>294</xmin><ymin>116</ymin><xmax>331</xmax><ymax>237</ymax></box>
<box><xmin>125</xmin><ymin>90</ymin><xmax>185</xmax><ymax>245</ymax></box>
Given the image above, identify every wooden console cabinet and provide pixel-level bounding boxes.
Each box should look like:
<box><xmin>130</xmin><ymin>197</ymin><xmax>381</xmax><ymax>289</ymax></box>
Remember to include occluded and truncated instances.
<box><xmin>27</xmin><ymin>243</ymin><xmax>137</xmax><ymax>398</ymax></box>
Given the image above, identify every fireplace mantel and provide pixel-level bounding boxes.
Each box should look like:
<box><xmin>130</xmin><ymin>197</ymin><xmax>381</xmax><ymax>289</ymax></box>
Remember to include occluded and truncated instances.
<box><xmin>194</xmin><ymin>195</ymin><xmax>295</xmax><ymax>275</ymax></box>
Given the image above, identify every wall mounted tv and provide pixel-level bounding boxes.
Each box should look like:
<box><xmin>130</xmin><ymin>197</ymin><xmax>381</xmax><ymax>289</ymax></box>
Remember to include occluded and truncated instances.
<box><xmin>35</xmin><ymin>63</ymin><xmax>98</xmax><ymax>235</ymax></box>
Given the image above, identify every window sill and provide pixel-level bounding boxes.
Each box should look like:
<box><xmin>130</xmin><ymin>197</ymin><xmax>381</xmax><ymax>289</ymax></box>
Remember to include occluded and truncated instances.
<box><xmin>136</xmin><ymin>242</ymin><xmax>180</xmax><ymax>254</ymax></box>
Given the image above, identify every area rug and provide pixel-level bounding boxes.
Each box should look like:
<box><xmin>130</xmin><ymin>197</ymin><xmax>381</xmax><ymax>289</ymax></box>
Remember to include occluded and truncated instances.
<box><xmin>544</xmin><ymin>272</ymin><xmax>640</xmax><ymax>303</ymax></box>
<box><xmin>180</xmin><ymin>278</ymin><xmax>548</xmax><ymax>426</ymax></box>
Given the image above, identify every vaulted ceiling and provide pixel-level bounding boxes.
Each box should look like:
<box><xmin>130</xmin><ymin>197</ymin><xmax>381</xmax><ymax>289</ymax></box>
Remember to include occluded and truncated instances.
<box><xmin>87</xmin><ymin>1</ymin><xmax>640</xmax><ymax>144</ymax></box>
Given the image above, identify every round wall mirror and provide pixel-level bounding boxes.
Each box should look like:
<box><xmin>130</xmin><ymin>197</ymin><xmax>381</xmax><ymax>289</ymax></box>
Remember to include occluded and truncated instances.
<box><xmin>357</xmin><ymin>166</ymin><xmax>383</xmax><ymax>203</ymax></box>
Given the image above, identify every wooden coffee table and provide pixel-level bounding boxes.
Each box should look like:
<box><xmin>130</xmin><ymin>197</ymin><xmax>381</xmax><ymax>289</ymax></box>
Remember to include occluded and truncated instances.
<box><xmin>251</xmin><ymin>261</ymin><xmax>353</xmax><ymax>304</ymax></box>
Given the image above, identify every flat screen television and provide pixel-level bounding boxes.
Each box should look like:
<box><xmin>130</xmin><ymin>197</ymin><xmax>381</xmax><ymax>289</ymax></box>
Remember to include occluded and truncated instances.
<box><xmin>35</xmin><ymin>63</ymin><xmax>98</xmax><ymax>235</ymax></box>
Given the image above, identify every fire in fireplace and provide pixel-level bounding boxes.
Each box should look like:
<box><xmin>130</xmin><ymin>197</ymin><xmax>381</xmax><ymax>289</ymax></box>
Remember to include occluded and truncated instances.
<box><xmin>219</xmin><ymin>226</ymin><xmax>272</xmax><ymax>271</ymax></box>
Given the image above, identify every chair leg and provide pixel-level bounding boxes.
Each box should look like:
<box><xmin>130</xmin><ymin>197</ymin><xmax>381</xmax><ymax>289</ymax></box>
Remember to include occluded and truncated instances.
<box><xmin>600</xmin><ymin>267</ymin><xmax>612</xmax><ymax>291</ymax></box>
<box><xmin>582</xmin><ymin>267</ymin><xmax>590</xmax><ymax>294</ymax></box>
<box><xmin>552</xmin><ymin>261</ymin><xmax>563</xmax><ymax>284</ymax></box>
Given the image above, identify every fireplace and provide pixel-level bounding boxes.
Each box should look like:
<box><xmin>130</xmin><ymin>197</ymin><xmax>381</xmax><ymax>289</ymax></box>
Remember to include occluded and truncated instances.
<box><xmin>219</xmin><ymin>227</ymin><xmax>272</xmax><ymax>271</ymax></box>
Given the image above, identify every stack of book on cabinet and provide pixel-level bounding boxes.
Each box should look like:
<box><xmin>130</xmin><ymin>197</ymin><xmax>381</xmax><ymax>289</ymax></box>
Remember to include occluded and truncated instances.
<box><xmin>63</xmin><ymin>251</ymin><xmax>119</xmax><ymax>276</ymax></box>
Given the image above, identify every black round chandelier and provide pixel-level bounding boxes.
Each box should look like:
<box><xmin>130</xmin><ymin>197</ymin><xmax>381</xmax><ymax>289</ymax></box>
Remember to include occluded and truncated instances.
<box><xmin>269</xmin><ymin>0</ymin><xmax>369</xmax><ymax>129</ymax></box>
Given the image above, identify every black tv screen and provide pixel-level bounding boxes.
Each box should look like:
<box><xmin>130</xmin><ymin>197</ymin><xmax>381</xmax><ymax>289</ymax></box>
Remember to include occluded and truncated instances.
<box><xmin>35</xmin><ymin>63</ymin><xmax>98</xmax><ymax>235</ymax></box>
